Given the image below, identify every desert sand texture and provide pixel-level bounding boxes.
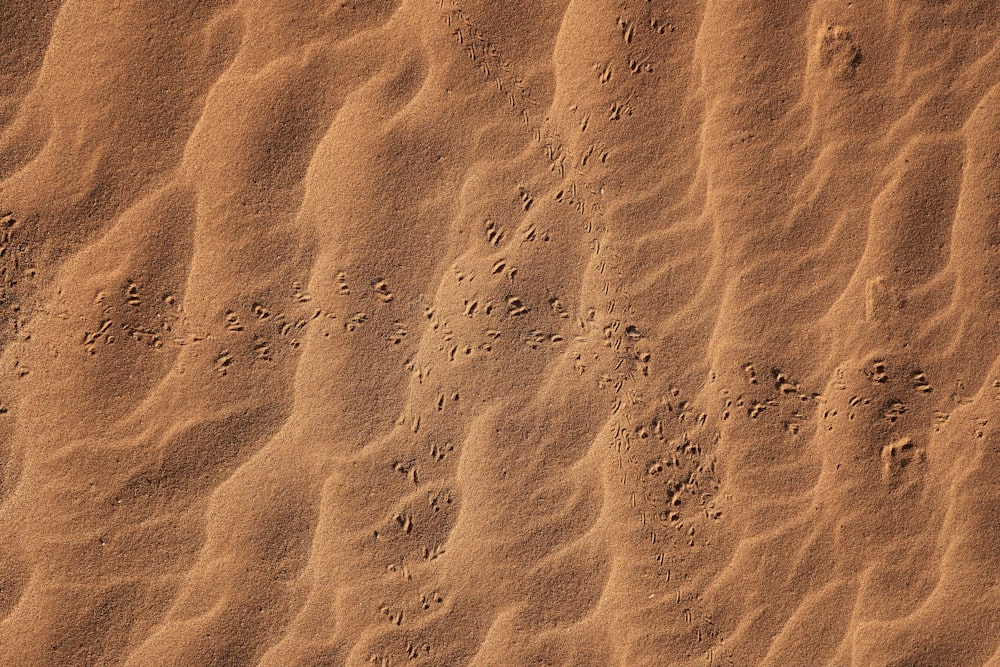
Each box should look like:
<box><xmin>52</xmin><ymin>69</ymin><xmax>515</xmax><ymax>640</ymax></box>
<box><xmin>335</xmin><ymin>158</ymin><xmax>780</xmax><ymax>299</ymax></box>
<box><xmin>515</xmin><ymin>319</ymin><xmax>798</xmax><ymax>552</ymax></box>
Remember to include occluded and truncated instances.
<box><xmin>0</xmin><ymin>0</ymin><xmax>998</xmax><ymax>665</ymax></box>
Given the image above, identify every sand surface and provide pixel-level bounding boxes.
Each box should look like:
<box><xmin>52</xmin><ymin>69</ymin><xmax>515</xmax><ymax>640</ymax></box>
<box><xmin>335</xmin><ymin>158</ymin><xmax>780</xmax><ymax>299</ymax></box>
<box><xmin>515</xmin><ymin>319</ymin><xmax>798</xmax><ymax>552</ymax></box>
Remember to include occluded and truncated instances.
<box><xmin>1</xmin><ymin>0</ymin><xmax>999</xmax><ymax>665</ymax></box>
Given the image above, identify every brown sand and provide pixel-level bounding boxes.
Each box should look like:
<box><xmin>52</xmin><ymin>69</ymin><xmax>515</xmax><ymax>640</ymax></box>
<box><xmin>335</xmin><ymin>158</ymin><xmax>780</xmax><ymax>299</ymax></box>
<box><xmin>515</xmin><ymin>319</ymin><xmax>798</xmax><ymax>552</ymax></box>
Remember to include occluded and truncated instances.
<box><xmin>0</xmin><ymin>1</ymin><xmax>998</xmax><ymax>665</ymax></box>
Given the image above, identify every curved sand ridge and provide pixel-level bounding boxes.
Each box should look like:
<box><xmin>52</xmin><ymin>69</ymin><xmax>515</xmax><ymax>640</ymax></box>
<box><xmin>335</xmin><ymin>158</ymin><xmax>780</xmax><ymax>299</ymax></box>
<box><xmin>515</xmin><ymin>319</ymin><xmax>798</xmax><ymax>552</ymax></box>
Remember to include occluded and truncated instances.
<box><xmin>0</xmin><ymin>0</ymin><xmax>998</xmax><ymax>664</ymax></box>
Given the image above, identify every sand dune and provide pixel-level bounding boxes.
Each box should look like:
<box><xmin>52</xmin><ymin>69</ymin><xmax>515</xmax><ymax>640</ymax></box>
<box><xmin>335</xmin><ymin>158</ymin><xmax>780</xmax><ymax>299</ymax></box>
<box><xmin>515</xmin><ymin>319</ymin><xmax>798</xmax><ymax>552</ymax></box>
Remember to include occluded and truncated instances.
<box><xmin>0</xmin><ymin>0</ymin><xmax>998</xmax><ymax>665</ymax></box>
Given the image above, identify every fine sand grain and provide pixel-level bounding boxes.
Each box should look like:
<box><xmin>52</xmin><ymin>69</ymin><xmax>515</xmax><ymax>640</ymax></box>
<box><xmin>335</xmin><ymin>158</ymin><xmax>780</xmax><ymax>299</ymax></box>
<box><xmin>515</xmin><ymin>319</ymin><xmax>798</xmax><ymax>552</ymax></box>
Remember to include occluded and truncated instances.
<box><xmin>0</xmin><ymin>1</ymin><xmax>999</xmax><ymax>665</ymax></box>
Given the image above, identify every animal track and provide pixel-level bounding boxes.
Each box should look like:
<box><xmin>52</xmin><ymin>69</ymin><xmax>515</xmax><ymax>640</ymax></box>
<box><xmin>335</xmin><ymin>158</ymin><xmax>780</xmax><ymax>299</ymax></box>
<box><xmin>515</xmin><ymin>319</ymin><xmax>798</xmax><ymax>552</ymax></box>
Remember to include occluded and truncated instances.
<box><xmin>373</xmin><ymin>280</ymin><xmax>394</xmax><ymax>303</ymax></box>
<box><xmin>440</xmin><ymin>0</ymin><xmax>542</xmax><ymax>128</ymax></box>
<box><xmin>392</xmin><ymin>460</ymin><xmax>419</xmax><ymax>485</ymax></box>
<box><xmin>427</xmin><ymin>488</ymin><xmax>454</xmax><ymax>513</ymax></box>
<box><xmin>123</xmin><ymin>323</ymin><xmax>162</xmax><ymax>349</ymax></box>
<box><xmin>406</xmin><ymin>642</ymin><xmax>432</xmax><ymax>660</ymax></box>
<box><xmin>881</xmin><ymin>437</ymin><xmax>923</xmax><ymax>483</ymax></box>
<box><xmin>124</xmin><ymin>282</ymin><xmax>141</xmax><ymax>306</ymax></box>
<box><xmin>224</xmin><ymin>311</ymin><xmax>243</xmax><ymax>331</ymax></box>
<box><xmin>214</xmin><ymin>349</ymin><xmax>233</xmax><ymax>376</ymax></box>
<box><xmin>507</xmin><ymin>296</ymin><xmax>529</xmax><ymax>316</ymax></box>
<box><xmin>818</xmin><ymin>25</ymin><xmax>862</xmax><ymax>79</ymax></box>
<box><xmin>628</xmin><ymin>57</ymin><xmax>654</xmax><ymax>74</ymax></box>
<box><xmin>388</xmin><ymin>321</ymin><xmax>408</xmax><ymax>345</ymax></box>
<box><xmin>596</xmin><ymin>61</ymin><xmax>613</xmax><ymax>84</ymax></box>
<box><xmin>379</xmin><ymin>604</ymin><xmax>404</xmax><ymax>626</ymax></box>
<box><xmin>252</xmin><ymin>303</ymin><xmax>271</xmax><ymax>320</ymax></box>
<box><xmin>883</xmin><ymin>399</ymin><xmax>907</xmax><ymax>423</ymax></box>
<box><xmin>394</xmin><ymin>512</ymin><xmax>414</xmax><ymax>534</ymax></box>
<box><xmin>335</xmin><ymin>271</ymin><xmax>351</xmax><ymax>295</ymax></box>
<box><xmin>420</xmin><ymin>590</ymin><xmax>444</xmax><ymax>611</ymax></box>
<box><xmin>609</xmin><ymin>101</ymin><xmax>633</xmax><ymax>121</ymax></box>
<box><xmin>520</xmin><ymin>223</ymin><xmax>548</xmax><ymax>243</ymax></box>
<box><xmin>616</xmin><ymin>16</ymin><xmax>634</xmax><ymax>43</ymax></box>
<box><xmin>345</xmin><ymin>312</ymin><xmax>368</xmax><ymax>332</ymax></box>
<box><xmin>773</xmin><ymin>369</ymin><xmax>797</xmax><ymax>394</ymax></box>
<box><xmin>291</xmin><ymin>280</ymin><xmax>311</xmax><ymax>303</ymax></box>
<box><xmin>864</xmin><ymin>359</ymin><xmax>889</xmax><ymax>384</ymax></box>
<box><xmin>649</xmin><ymin>17</ymin><xmax>675</xmax><ymax>35</ymax></box>
<box><xmin>83</xmin><ymin>320</ymin><xmax>114</xmax><ymax>355</ymax></box>
<box><xmin>911</xmin><ymin>371</ymin><xmax>932</xmax><ymax>393</ymax></box>
<box><xmin>747</xmin><ymin>400</ymin><xmax>777</xmax><ymax>419</ymax></box>
<box><xmin>518</xmin><ymin>187</ymin><xmax>534</xmax><ymax>211</ymax></box>
<box><xmin>430</xmin><ymin>442</ymin><xmax>453</xmax><ymax>462</ymax></box>
<box><xmin>485</xmin><ymin>219</ymin><xmax>504</xmax><ymax>246</ymax></box>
